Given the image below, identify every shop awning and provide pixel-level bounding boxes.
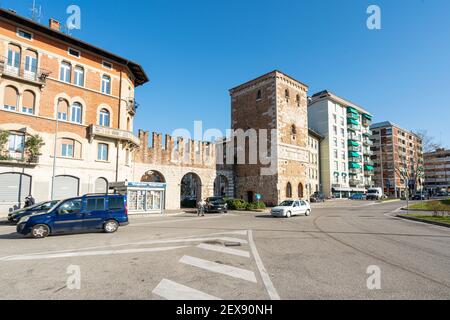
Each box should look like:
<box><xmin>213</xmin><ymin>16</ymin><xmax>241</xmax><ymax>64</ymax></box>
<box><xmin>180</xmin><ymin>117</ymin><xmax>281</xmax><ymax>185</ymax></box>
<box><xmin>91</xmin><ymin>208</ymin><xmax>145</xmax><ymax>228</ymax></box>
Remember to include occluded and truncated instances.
<box><xmin>363</xmin><ymin>114</ymin><xmax>373</xmax><ymax>120</ymax></box>
<box><xmin>348</xmin><ymin>119</ymin><xmax>360</xmax><ymax>126</ymax></box>
<box><xmin>349</xmin><ymin>151</ymin><xmax>361</xmax><ymax>158</ymax></box>
<box><xmin>349</xmin><ymin>162</ymin><xmax>361</xmax><ymax>169</ymax></box>
<box><xmin>365</xmin><ymin>165</ymin><xmax>374</xmax><ymax>171</ymax></box>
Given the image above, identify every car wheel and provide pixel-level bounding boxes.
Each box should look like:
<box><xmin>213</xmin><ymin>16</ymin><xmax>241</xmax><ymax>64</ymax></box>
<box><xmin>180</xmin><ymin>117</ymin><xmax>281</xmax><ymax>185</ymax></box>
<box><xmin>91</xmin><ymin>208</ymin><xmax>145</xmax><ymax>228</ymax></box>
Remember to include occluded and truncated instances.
<box><xmin>286</xmin><ymin>211</ymin><xmax>292</xmax><ymax>218</ymax></box>
<box><xmin>31</xmin><ymin>224</ymin><xmax>50</xmax><ymax>239</ymax></box>
<box><xmin>104</xmin><ymin>220</ymin><xmax>119</xmax><ymax>233</ymax></box>
<box><xmin>305</xmin><ymin>209</ymin><xmax>311</xmax><ymax>217</ymax></box>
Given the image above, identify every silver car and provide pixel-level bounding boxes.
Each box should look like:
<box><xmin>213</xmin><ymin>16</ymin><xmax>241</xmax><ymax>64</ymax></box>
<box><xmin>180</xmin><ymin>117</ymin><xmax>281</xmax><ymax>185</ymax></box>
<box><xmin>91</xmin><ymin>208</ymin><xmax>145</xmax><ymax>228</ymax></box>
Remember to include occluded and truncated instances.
<box><xmin>271</xmin><ymin>200</ymin><xmax>311</xmax><ymax>218</ymax></box>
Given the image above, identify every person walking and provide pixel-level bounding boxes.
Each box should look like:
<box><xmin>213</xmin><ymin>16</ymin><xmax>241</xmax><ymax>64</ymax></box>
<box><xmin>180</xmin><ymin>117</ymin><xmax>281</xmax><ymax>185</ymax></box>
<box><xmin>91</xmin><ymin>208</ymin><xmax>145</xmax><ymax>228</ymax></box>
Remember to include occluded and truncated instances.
<box><xmin>197</xmin><ymin>198</ymin><xmax>206</xmax><ymax>217</ymax></box>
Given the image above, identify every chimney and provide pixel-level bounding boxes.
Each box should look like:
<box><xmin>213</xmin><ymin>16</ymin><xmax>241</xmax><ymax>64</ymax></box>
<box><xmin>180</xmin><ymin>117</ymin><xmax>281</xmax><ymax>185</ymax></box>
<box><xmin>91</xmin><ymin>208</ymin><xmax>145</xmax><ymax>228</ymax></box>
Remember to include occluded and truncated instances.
<box><xmin>49</xmin><ymin>18</ymin><xmax>61</xmax><ymax>31</ymax></box>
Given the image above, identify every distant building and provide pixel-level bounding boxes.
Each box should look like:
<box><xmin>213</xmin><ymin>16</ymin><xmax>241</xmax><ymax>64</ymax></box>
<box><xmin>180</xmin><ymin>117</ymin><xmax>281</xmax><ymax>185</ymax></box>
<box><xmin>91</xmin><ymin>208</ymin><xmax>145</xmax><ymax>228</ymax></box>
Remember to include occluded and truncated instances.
<box><xmin>307</xmin><ymin>129</ymin><xmax>322</xmax><ymax>196</ymax></box>
<box><xmin>424</xmin><ymin>148</ymin><xmax>450</xmax><ymax>193</ymax></box>
<box><xmin>370</xmin><ymin>121</ymin><xmax>424</xmax><ymax>198</ymax></box>
<box><xmin>308</xmin><ymin>90</ymin><xmax>374</xmax><ymax>199</ymax></box>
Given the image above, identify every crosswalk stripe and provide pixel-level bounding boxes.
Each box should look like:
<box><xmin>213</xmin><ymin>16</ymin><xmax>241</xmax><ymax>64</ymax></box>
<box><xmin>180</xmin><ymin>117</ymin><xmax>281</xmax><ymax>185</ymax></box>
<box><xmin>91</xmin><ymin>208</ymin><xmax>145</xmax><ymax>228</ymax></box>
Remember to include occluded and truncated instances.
<box><xmin>180</xmin><ymin>255</ymin><xmax>257</xmax><ymax>283</ymax></box>
<box><xmin>197</xmin><ymin>243</ymin><xmax>251</xmax><ymax>258</ymax></box>
<box><xmin>152</xmin><ymin>279</ymin><xmax>221</xmax><ymax>300</ymax></box>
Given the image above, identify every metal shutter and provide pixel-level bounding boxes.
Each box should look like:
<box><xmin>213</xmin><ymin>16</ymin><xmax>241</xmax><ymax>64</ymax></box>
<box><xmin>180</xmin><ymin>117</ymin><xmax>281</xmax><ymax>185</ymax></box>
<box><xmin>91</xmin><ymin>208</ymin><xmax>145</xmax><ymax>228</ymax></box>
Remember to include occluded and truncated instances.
<box><xmin>53</xmin><ymin>176</ymin><xmax>79</xmax><ymax>200</ymax></box>
<box><xmin>0</xmin><ymin>173</ymin><xmax>31</xmax><ymax>204</ymax></box>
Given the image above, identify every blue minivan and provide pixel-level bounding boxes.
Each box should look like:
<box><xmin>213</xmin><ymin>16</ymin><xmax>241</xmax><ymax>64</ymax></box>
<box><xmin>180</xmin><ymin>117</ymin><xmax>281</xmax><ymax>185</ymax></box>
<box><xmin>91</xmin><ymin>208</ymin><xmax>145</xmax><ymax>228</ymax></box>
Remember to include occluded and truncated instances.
<box><xmin>16</xmin><ymin>194</ymin><xmax>129</xmax><ymax>238</ymax></box>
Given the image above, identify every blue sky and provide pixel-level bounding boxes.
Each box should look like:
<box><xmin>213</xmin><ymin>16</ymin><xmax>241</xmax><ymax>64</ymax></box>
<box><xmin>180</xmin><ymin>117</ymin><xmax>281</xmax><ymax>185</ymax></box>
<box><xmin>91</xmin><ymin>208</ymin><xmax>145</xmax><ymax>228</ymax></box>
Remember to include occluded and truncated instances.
<box><xmin>6</xmin><ymin>0</ymin><xmax>450</xmax><ymax>147</ymax></box>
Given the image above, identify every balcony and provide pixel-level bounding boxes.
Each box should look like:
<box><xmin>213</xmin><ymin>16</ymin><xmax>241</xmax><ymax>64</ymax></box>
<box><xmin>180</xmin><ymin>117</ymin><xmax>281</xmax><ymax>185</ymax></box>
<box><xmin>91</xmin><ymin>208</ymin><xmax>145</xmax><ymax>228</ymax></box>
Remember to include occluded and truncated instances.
<box><xmin>363</xmin><ymin>149</ymin><xmax>374</xmax><ymax>156</ymax></box>
<box><xmin>0</xmin><ymin>152</ymin><xmax>39</xmax><ymax>167</ymax></box>
<box><xmin>364</xmin><ymin>159</ymin><xmax>375</xmax><ymax>166</ymax></box>
<box><xmin>363</xmin><ymin>139</ymin><xmax>374</xmax><ymax>146</ymax></box>
<box><xmin>347</xmin><ymin>112</ymin><xmax>359</xmax><ymax>121</ymax></box>
<box><xmin>349</xmin><ymin>168</ymin><xmax>362</xmax><ymax>175</ymax></box>
<box><xmin>348</xmin><ymin>145</ymin><xmax>361</xmax><ymax>152</ymax></box>
<box><xmin>364</xmin><ymin>171</ymin><xmax>374</xmax><ymax>177</ymax></box>
<box><xmin>0</xmin><ymin>57</ymin><xmax>50</xmax><ymax>87</ymax></box>
<box><xmin>349</xmin><ymin>178</ymin><xmax>362</xmax><ymax>186</ymax></box>
<box><xmin>88</xmin><ymin>125</ymin><xmax>140</xmax><ymax>148</ymax></box>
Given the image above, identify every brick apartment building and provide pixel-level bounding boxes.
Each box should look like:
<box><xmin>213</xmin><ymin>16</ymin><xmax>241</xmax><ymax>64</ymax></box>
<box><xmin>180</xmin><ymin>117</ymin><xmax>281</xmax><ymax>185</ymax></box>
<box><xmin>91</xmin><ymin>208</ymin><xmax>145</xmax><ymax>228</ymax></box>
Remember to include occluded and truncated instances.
<box><xmin>0</xmin><ymin>9</ymin><xmax>148</xmax><ymax>213</ymax></box>
<box><xmin>424</xmin><ymin>148</ymin><xmax>450</xmax><ymax>193</ymax></box>
<box><xmin>370</xmin><ymin>121</ymin><xmax>424</xmax><ymax>198</ymax></box>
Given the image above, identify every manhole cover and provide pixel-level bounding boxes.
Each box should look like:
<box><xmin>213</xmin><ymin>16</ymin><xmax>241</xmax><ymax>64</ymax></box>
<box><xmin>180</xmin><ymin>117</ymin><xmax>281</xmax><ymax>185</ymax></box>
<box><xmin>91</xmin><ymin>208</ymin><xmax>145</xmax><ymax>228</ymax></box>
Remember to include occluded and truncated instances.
<box><xmin>203</xmin><ymin>241</ymin><xmax>223</xmax><ymax>245</ymax></box>
<box><xmin>224</xmin><ymin>242</ymin><xmax>242</xmax><ymax>247</ymax></box>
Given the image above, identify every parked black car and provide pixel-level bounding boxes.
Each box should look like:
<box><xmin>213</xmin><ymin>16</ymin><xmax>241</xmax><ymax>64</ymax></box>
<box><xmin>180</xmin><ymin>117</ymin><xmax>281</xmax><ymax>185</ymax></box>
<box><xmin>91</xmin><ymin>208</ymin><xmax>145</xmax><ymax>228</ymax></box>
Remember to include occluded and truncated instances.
<box><xmin>8</xmin><ymin>200</ymin><xmax>60</xmax><ymax>224</ymax></box>
<box><xmin>205</xmin><ymin>197</ymin><xmax>228</xmax><ymax>213</ymax></box>
<box><xmin>411</xmin><ymin>192</ymin><xmax>430</xmax><ymax>201</ymax></box>
<box><xmin>310</xmin><ymin>192</ymin><xmax>325</xmax><ymax>203</ymax></box>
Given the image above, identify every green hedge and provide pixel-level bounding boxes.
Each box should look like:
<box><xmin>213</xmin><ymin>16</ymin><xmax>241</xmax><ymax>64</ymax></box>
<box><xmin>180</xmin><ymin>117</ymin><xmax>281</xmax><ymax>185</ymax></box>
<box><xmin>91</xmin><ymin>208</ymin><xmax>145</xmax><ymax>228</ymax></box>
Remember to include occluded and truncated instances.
<box><xmin>226</xmin><ymin>198</ymin><xmax>266</xmax><ymax>212</ymax></box>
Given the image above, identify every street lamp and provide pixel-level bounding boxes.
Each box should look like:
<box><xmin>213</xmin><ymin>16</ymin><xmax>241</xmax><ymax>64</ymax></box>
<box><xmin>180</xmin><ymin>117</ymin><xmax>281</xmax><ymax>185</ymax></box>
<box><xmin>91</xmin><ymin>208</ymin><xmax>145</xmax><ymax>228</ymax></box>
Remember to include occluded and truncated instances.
<box><xmin>50</xmin><ymin>98</ymin><xmax>62</xmax><ymax>200</ymax></box>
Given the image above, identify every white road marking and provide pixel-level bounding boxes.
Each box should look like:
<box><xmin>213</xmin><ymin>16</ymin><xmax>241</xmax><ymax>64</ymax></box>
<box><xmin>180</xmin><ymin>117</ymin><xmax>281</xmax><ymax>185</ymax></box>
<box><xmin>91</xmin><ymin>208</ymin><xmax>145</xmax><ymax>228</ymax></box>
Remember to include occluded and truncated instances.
<box><xmin>152</xmin><ymin>279</ymin><xmax>221</xmax><ymax>300</ymax></box>
<box><xmin>129</xmin><ymin>215</ymin><xmax>223</xmax><ymax>227</ymax></box>
<box><xmin>0</xmin><ymin>236</ymin><xmax>248</xmax><ymax>261</ymax></box>
<box><xmin>179</xmin><ymin>255</ymin><xmax>257</xmax><ymax>283</ymax></box>
<box><xmin>248</xmin><ymin>230</ymin><xmax>281</xmax><ymax>300</ymax></box>
<box><xmin>197</xmin><ymin>243</ymin><xmax>250</xmax><ymax>258</ymax></box>
<box><xmin>0</xmin><ymin>246</ymin><xmax>189</xmax><ymax>262</ymax></box>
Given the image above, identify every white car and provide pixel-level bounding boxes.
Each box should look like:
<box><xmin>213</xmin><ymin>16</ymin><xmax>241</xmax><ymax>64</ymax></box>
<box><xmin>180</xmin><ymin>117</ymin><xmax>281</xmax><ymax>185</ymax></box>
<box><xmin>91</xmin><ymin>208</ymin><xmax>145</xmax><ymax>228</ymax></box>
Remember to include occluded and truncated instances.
<box><xmin>271</xmin><ymin>200</ymin><xmax>311</xmax><ymax>218</ymax></box>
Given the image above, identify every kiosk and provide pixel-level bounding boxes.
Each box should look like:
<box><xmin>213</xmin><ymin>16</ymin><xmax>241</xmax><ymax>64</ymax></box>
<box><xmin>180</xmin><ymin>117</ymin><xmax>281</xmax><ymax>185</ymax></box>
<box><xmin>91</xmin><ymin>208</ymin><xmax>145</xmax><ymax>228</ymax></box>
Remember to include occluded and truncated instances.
<box><xmin>109</xmin><ymin>181</ymin><xmax>166</xmax><ymax>215</ymax></box>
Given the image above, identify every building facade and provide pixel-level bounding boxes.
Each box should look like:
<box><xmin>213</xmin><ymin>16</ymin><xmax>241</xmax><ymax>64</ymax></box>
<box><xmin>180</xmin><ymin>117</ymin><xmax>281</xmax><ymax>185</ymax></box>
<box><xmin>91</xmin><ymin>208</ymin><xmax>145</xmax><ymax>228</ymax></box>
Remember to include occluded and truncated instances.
<box><xmin>308</xmin><ymin>90</ymin><xmax>374</xmax><ymax>199</ymax></box>
<box><xmin>307</xmin><ymin>129</ymin><xmax>322</xmax><ymax>196</ymax></box>
<box><xmin>423</xmin><ymin>148</ymin><xmax>450</xmax><ymax>193</ymax></box>
<box><xmin>0</xmin><ymin>9</ymin><xmax>148</xmax><ymax>214</ymax></box>
<box><xmin>370</xmin><ymin>121</ymin><xmax>424</xmax><ymax>198</ymax></box>
<box><xmin>229</xmin><ymin>70</ymin><xmax>310</xmax><ymax>206</ymax></box>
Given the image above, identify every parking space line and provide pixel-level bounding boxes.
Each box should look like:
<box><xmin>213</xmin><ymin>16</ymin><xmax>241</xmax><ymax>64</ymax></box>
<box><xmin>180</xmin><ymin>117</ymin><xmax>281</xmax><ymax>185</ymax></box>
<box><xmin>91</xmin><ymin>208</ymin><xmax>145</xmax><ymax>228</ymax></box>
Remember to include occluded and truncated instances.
<box><xmin>152</xmin><ymin>279</ymin><xmax>221</xmax><ymax>300</ymax></box>
<box><xmin>0</xmin><ymin>246</ymin><xmax>189</xmax><ymax>262</ymax></box>
<box><xmin>180</xmin><ymin>255</ymin><xmax>257</xmax><ymax>283</ymax></box>
<box><xmin>197</xmin><ymin>243</ymin><xmax>251</xmax><ymax>258</ymax></box>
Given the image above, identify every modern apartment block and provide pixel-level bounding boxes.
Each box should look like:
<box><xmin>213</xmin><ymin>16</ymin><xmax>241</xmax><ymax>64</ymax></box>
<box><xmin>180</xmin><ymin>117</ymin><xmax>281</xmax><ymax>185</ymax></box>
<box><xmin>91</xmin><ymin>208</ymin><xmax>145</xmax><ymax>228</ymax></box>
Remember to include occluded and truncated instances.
<box><xmin>307</xmin><ymin>129</ymin><xmax>322</xmax><ymax>196</ymax></box>
<box><xmin>0</xmin><ymin>9</ymin><xmax>148</xmax><ymax>212</ymax></box>
<box><xmin>423</xmin><ymin>148</ymin><xmax>450</xmax><ymax>193</ymax></box>
<box><xmin>308</xmin><ymin>90</ymin><xmax>374</xmax><ymax>198</ymax></box>
<box><xmin>370</xmin><ymin>121</ymin><xmax>424</xmax><ymax>198</ymax></box>
<box><xmin>229</xmin><ymin>70</ymin><xmax>310</xmax><ymax>206</ymax></box>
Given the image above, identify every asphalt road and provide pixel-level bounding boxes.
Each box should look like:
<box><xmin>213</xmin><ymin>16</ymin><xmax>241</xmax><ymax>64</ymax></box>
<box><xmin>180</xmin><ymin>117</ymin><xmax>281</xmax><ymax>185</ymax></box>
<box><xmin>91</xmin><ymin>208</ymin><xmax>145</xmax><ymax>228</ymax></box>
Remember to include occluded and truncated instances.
<box><xmin>0</xmin><ymin>200</ymin><xmax>449</xmax><ymax>300</ymax></box>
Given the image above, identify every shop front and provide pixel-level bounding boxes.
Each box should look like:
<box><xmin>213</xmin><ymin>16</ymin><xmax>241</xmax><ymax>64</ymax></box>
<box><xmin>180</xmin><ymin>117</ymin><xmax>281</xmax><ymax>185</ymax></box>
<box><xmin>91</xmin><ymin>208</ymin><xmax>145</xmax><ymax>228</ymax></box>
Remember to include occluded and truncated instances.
<box><xmin>109</xmin><ymin>181</ymin><xmax>166</xmax><ymax>215</ymax></box>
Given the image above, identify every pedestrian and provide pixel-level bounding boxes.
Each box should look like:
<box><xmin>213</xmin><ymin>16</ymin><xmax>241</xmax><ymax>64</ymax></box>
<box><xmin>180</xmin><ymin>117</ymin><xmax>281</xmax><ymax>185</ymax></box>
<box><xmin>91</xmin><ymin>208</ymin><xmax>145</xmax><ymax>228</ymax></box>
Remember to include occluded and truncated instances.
<box><xmin>24</xmin><ymin>195</ymin><xmax>36</xmax><ymax>208</ymax></box>
<box><xmin>197</xmin><ymin>198</ymin><xmax>206</xmax><ymax>217</ymax></box>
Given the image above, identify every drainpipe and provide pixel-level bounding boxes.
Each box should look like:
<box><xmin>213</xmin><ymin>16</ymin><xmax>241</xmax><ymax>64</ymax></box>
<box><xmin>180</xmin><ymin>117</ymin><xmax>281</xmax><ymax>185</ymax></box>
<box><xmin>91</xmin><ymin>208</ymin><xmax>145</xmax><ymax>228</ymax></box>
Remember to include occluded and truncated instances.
<box><xmin>116</xmin><ymin>70</ymin><xmax>123</xmax><ymax>182</ymax></box>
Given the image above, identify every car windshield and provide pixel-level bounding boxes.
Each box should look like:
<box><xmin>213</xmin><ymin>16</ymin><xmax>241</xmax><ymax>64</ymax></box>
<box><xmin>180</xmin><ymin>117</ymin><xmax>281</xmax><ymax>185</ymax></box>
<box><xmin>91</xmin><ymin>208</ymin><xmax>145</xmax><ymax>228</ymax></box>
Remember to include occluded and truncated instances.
<box><xmin>208</xmin><ymin>197</ymin><xmax>225</xmax><ymax>204</ymax></box>
<box><xmin>368</xmin><ymin>190</ymin><xmax>378</xmax><ymax>194</ymax></box>
<box><xmin>279</xmin><ymin>201</ymin><xmax>294</xmax><ymax>207</ymax></box>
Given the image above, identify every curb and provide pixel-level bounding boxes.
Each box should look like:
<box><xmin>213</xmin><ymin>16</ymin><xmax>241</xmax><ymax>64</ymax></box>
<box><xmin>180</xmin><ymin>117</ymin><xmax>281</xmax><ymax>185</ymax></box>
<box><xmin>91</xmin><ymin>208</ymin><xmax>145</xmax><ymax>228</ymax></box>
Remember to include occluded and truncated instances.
<box><xmin>396</xmin><ymin>215</ymin><xmax>450</xmax><ymax>229</ymax></box>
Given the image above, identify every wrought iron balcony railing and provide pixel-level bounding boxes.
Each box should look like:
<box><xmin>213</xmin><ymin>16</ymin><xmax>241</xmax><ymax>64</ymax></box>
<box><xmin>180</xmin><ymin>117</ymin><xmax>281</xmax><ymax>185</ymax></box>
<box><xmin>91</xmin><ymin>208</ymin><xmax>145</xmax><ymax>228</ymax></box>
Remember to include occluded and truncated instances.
<box><xmin>0</xmin><ymin>56</ymin><xmax>50</xmax><ymax>86</ymax></box>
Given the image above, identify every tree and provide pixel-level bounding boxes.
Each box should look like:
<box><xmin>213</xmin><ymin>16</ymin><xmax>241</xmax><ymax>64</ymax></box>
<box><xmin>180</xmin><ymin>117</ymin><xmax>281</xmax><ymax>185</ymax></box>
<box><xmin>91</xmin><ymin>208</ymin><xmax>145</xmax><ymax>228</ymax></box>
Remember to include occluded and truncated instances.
<box><xmin>394</xmin><ymin>154</ymin><xmax>424</xmax><ymax>206</ymax></box>
<box><xmin>0</xmin><ymin>130</ymin><xmax>9</xmax><ymax>159</ymax></box>
<box><xmin>415</xmin><ymin>130</ymin><xmax>442</xmax><ymax>153</ymax></box>
<box><xmin>25</xmin><ymin>134</ymin><xmax>45</xmax><ymax>163</ymax></box>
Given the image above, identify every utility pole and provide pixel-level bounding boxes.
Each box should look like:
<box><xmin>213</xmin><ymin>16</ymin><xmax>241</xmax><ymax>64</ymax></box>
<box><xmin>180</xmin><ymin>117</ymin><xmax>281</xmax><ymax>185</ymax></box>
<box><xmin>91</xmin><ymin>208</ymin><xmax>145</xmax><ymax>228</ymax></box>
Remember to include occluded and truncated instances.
<box><xmin>50</xmin><ymin>99</ymin><xmax>62</xmax><ymax>200</ymax></box>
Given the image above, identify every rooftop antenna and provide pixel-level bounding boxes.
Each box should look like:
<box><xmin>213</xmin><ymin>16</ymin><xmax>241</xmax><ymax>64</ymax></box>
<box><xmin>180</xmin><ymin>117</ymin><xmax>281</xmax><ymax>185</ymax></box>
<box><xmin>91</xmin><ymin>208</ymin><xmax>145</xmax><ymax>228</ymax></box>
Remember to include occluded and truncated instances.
<box><xmin>30</xmin><ymin>0</ymin><xmax>43</xmax><ymax>23</ymax></box>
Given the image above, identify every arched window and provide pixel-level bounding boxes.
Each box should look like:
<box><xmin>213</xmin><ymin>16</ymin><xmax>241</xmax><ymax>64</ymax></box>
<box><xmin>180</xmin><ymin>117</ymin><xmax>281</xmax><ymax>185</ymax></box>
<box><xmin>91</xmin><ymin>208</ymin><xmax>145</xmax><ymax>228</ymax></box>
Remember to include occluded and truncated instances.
<box><xmin>59</xmin><ymin>138</ymin><xmax>82</xmax><ymax>159</ymax></box>
<box><xmin>74</xmin><ymin>66</ymin><xmax>85</xmax><ymax>86</ymax></box>
<box><xmin>24</xmin><ymin>49</ymin><xmax>38</xmax><ymax>78</ymax></box>
<box><xmin>60</xmin><ymin>61</ymin><xmax>72</xmax><ymax>83</ymax></box>
<box><xmin>7</xmin><ymin>44</ymin><xmax>21</xmax><ymax>75</ymax></box>
<box><xmin>94</xmin><ymin>178</ymin><xmax>108</xmax><ymax>194</ymax></box>
<box><xmin>298</xmin><ymin>183</ymin><xmax>304</xmax><ymax>199</ymax></box>
<box><xmin>101</xmin><ymin>75</ymin><xmax>111</xmax><ymax>94</ymax></box>
<box><xmin>291</xmin><ymin>125</ymin><xmax>297</xmax><ymax>140</ymax></box>
<box><xmin>99</xmin><ymin>108</ymin><xmax>110</xmax><ymax>127</ymax></box>
<box><xmin>57</xmin><ymin>99</ymin><xmax>70</xmax><ymax>120</ymax></box>
<box><xmin>3</xmin><ymin>86</ymin><xmax>19</xmax><ymax>111</ymax></box>
<box><xmin>70</xmin><ymin>102</ymin><xmax>82</xmax><ymax>124</ymax></box>
<box><xmin>286</xmin><ymin>183</ymin><xmax>293</xmax><ymax>199</ymax></box>
<box><xmin>256</xmin><ymin>90</ymin><xmax>262</xmax><ymax>101</ymax></box>
<box><xmin>22</xmin><ymin>90</ymin><xmax>35</xmax><ymax>114</ymax></box>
